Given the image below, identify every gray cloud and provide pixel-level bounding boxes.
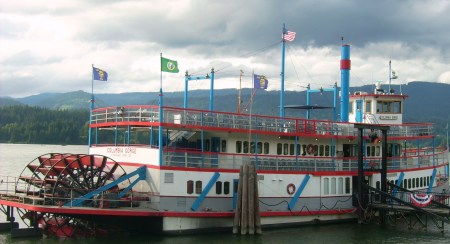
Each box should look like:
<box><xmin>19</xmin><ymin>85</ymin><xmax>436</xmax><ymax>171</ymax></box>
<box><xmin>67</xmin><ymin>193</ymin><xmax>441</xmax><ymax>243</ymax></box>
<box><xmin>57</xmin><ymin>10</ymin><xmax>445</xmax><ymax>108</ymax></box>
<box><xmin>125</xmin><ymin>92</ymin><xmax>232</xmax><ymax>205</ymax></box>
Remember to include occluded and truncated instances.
<box><xmin>0</xmin><ymin>0</ymin><xmax>449</xmax><ymax>98</ymax></box>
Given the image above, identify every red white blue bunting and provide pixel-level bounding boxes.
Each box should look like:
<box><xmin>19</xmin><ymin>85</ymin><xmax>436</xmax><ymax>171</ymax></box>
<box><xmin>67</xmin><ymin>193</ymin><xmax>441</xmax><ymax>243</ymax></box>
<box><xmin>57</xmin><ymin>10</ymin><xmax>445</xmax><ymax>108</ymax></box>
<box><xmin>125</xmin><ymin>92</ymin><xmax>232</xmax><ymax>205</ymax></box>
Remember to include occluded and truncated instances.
<box><xmin>409</xmin><ymin>193</ymin><xmax>434</xmax><ymax>207</ymax></box>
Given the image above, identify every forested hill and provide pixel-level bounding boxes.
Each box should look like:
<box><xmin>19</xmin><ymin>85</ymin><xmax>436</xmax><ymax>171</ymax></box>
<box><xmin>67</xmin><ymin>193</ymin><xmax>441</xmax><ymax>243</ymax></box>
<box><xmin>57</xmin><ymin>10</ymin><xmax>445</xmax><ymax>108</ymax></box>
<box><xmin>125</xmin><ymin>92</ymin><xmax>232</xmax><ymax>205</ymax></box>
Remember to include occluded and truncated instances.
<box><xmin>0</xmin><ymin>106</ymin><xmax>88</xmax><ymax>144</ymax></box>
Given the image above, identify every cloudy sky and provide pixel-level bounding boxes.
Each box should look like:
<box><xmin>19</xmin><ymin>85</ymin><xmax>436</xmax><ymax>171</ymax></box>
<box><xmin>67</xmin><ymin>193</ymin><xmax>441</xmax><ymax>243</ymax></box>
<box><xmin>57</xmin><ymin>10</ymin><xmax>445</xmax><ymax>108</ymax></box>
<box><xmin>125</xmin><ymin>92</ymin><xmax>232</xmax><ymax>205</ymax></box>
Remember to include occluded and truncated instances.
<box><xmin>1</xmin><ymin>0</ymin><xmax>449</xmax><ymax>98</ymax></box>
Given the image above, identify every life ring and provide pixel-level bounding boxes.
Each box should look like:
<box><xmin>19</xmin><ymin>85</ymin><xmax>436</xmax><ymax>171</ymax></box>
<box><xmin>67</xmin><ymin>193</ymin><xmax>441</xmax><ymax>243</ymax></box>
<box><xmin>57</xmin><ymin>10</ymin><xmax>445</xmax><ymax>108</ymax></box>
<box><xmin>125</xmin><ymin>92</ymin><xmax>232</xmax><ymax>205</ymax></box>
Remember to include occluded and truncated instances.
<box><xmin>287</xmin><ymin>183</ymin><xmax>296</xmax><ymax>195</ymax></box>
<box><xmin>307</xmin><ymin>144</ymin><xmax>315</xmax><ymax>155</ymax></box>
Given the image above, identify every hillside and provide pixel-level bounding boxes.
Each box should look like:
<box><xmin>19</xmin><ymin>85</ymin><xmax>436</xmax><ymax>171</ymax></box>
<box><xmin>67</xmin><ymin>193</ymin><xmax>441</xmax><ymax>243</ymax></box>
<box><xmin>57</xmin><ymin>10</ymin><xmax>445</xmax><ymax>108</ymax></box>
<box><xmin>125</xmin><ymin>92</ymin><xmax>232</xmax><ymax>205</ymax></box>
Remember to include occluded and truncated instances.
<box><xmin>0</xmin><ymin>81</ymin><xmax>449</xmax><ymax>146</ymax></box>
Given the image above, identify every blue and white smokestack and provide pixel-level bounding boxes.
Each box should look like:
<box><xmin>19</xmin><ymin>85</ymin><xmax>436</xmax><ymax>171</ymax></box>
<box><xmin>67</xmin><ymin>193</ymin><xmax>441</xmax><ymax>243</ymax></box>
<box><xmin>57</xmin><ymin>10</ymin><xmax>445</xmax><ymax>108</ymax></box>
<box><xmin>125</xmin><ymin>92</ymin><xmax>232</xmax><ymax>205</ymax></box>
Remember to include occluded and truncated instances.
<box><xmin>340</xmin><ymin>44</ymin><xmax>351</xmax><ymax>122</ymax></box>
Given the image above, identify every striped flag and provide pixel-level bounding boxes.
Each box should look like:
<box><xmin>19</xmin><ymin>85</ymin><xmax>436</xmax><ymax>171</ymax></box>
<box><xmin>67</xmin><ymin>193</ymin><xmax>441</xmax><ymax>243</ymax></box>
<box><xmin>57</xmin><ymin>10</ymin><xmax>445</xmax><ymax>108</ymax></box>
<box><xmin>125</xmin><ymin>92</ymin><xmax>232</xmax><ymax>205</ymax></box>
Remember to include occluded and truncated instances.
<box><xmin>282</xmin><ymin>31</ymin><xmax>296</xmax><ymax>42</ymax></box>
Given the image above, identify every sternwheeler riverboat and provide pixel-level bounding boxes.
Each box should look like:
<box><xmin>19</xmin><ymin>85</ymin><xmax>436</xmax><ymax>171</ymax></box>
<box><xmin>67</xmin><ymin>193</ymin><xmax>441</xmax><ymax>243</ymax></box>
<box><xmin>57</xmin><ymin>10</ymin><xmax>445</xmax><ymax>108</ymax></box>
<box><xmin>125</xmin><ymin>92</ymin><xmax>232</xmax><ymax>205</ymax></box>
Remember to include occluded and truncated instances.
<box><xmin>1</xmin><ymin>28</ymin><xmax>449</xmax><ymax>238</ymax></box>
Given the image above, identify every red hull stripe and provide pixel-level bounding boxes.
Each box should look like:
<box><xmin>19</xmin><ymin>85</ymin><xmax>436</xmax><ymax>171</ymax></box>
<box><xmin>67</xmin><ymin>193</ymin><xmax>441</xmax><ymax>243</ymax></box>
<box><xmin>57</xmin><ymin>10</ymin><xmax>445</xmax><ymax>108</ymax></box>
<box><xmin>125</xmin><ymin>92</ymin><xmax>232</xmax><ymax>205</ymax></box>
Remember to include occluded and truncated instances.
<box><xmin>0</xmin><ymin>200</ymin><xmax>354</xmax><ymax>218</ymax></box>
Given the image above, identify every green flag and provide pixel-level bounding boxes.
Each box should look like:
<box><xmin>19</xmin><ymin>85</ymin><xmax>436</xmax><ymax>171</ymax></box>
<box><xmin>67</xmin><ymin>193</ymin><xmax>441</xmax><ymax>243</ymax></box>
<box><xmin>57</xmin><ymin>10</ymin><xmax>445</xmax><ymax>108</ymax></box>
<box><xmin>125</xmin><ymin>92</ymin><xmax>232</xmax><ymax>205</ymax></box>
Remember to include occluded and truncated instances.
<box><xmin>161</xmin><ymin>57</ymin><xmax>179</xmax><ymax>73</ymax></box>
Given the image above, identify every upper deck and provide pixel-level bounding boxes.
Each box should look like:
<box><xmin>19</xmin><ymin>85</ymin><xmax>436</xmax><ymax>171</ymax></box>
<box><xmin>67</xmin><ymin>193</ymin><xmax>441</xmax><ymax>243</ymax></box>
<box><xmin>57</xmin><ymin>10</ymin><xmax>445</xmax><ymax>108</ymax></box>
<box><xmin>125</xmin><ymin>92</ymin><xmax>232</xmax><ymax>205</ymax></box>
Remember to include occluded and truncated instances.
<box><xmin>90</xmin><ymin>105</ymin><xmax>434</xmax><ymax>140</ymax></box>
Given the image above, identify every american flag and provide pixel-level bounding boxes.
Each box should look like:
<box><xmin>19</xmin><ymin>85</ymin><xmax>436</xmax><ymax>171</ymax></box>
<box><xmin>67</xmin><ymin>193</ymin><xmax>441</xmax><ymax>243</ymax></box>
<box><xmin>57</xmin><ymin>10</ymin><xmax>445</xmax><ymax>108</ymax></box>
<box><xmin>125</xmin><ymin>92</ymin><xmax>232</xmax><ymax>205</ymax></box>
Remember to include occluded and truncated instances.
<box><xmin>282</xmin><ymin>31</ymin><xmax>296</xmax><ymax>42</ymax></box>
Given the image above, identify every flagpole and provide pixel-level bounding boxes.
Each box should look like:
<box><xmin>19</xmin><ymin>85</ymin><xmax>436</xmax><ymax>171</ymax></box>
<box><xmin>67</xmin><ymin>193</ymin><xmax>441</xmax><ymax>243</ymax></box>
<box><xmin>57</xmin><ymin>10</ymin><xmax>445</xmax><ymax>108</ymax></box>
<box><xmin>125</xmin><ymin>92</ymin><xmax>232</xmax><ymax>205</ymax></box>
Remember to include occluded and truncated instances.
<box><xmin>158</xmin><ymin>53</ymin><xmax>164</xmax><ymax>167</ymax></box>
<box><xmin>88</xmin><ymin>64</ymin><xmax>94</xmax><ymax>148</ymax></box>
<box><xmin>280</xmin><ymin>23</ymin><xmax>286</xmax><ymax>118</ymax></box>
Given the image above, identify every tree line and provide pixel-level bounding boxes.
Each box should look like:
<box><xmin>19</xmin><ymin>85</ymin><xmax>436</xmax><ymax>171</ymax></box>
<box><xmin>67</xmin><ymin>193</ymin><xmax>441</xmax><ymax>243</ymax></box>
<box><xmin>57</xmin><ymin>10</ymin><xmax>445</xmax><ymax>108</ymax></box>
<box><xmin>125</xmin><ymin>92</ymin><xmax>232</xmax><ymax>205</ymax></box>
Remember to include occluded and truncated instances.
<box><xmin>0</xmin><ymin>105</ymin><xmax>89</xmax><ymax>144</ymax></box>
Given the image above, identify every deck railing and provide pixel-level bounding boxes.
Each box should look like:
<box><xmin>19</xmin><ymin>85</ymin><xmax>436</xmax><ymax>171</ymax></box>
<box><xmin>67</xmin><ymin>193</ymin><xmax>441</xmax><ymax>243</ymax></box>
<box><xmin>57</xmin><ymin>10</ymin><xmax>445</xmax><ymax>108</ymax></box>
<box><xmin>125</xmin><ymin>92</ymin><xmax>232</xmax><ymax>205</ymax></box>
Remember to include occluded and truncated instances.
<box><xmin>91</xmin><ymin>105</ymin><xmax>434</xmax><ymax>138</ymax></box>
<box><xmin>163</xmin><ymin>149</ymin><xmax>448</xmax><ymax>172</ymax></box>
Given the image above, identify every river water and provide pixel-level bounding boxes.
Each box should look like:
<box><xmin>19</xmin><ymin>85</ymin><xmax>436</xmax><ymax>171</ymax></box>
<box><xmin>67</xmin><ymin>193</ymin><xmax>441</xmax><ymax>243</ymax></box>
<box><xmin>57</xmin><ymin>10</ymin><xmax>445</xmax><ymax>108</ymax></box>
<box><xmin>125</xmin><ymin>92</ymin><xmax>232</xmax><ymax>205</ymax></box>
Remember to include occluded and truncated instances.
<box><xmin>0</xmin><ymin>143</ymin><xmax>449</xmax><ymax>243</ymax></box>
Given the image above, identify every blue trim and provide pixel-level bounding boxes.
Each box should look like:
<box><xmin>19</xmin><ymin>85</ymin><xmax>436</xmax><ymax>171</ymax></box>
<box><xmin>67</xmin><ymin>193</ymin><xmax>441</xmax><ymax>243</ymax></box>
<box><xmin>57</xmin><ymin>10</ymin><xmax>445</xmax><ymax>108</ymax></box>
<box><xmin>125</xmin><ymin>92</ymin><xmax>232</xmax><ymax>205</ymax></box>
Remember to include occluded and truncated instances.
<box><xmin>159</xmin><ymin>88</ymin><xmax>163</xmax><ymax>166</ymax></box>
<box><xmin>233</xmin><ymin>179</ymin><xmax>239</xmax><ymax>209</ymax></box>
<box><xmin>65</xmin><ymin>166</ymin><xmax>147</xmax><ymax>207</ymax></box>
<box><xmin>184</xmin><ymin>72</ymin><xmax>211</xmax><ymax>109</ymax></box>
<box><xmin>191</xmin><ymin>172</ymin><xmax>220</xmax><ymax>211</ymax></box>
<box><xmin>427</xmin><ymin>168</ymin><xmax>437</xmax><ymax>194</ymax></box>
<box><xmin>288</xmin><ymin>174</ymin><xmax>310</xmax><ymax>210</ymax></box>
<box><xmin>392</xmin><ymin>172</ymin><xmax>404</xmax><ymax>197</ymax></box>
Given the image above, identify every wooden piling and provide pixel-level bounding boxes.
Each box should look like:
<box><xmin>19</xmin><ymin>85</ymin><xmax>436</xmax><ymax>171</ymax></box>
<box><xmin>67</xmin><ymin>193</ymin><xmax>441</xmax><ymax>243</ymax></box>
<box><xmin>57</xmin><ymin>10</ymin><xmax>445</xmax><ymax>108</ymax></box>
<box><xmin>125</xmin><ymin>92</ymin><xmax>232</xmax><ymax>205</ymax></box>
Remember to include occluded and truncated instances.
<box><xmin>241</xmin><ymin>164</ymin><xmax>248</xmax><ymax>235</ymax></box>
<box><xmin>232</xmin><ymin>165</ymin><xmax>244</xmax><ymax>234</ymax></box>
<box><xmin>254</xmin><ymin>165</ymin><xmax>262</xmax><ymax>234</ymax></box>
<box><xmin>233</xmin><ymin>164</ymin><xmax>262</xmax><ymax>235</ymax></box>
<box><xmin>248</xmin><ymin>164</ymin><xmax>255</xmax><ymax>235</ymax></box>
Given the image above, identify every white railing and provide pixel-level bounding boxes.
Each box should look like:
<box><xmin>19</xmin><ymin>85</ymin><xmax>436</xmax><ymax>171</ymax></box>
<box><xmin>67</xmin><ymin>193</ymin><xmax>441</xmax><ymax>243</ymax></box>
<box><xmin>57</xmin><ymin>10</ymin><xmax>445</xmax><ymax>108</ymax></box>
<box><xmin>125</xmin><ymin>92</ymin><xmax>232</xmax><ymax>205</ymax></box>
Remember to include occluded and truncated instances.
<box><xmin>91</xmin><ymin>106</ymin><xmax>434</xmax><ymax>138</ymax></box>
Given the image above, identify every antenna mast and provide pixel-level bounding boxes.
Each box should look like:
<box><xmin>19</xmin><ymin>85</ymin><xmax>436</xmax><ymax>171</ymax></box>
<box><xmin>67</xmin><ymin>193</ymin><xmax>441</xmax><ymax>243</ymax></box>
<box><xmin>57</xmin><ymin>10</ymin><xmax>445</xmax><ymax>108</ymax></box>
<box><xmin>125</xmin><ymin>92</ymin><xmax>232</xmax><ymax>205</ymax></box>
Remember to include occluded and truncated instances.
<box><xmin>238</xmin><ymin>70</ymin><xmax>243</xmax><ymax>113</ymax></box>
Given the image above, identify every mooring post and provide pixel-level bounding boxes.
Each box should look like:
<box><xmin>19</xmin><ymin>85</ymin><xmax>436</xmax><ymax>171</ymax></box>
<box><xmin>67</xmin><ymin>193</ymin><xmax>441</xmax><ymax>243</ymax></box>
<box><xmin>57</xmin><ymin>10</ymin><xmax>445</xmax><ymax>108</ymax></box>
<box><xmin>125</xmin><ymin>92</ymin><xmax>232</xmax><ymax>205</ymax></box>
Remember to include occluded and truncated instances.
<box><xmin>232</xmin><ymin>165</ymin><xmax>244</xmax><ymax>234</ymax></box>
<box><xmin>354</xmin><ymin>124</ymin><xmax>390</xmax><ymax>225</ymax></box>
<box><xmin>380</xmin><ymin>129</ymin><xmax>388</xmax><ymax>225</ymax></box>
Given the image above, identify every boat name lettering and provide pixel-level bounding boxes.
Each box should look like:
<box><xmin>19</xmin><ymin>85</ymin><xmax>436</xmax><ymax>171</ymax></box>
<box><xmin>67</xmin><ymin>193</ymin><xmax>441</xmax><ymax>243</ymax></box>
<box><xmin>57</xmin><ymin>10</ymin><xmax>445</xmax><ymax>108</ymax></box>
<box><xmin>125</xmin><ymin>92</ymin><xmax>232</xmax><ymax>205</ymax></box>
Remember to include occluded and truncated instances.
<box><xmin>379</xmin><ymin>115</ymin><xmax>398</xmax><ymax>120</ymax></box>
<box><xmin>106</xmin><ymin>147</ymin><xmax>137</xmax><ymax>154</ymax></box>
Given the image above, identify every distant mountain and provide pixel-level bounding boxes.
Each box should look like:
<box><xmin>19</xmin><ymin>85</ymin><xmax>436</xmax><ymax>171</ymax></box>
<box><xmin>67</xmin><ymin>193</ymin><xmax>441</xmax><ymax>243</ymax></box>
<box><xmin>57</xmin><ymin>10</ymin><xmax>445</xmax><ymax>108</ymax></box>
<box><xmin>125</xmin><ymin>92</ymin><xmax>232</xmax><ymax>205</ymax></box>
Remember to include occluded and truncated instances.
<box><xmin>1</xmin><ymin>82</ymin><xmax>449</xmax><ymax>121</ymax></box>
<box><xmin>0</xmin><ymin>97</ymin><xmax>23</xmax><ymax>107</ymax></box>
<box><xmin>16</xmin><ymin>92</ymin><xmax>58</xmax><ymax>105</ymax></box>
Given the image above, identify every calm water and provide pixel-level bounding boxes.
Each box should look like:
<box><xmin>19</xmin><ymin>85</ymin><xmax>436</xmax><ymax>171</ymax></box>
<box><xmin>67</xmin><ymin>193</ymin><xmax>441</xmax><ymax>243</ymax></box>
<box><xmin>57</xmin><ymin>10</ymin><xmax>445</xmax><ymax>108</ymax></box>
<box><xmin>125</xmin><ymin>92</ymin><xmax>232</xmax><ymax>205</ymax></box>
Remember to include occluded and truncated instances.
<box><xmin>1</xmin><ymin>143</ymin><xmax>449</xmax><ymax>243</ymax></box>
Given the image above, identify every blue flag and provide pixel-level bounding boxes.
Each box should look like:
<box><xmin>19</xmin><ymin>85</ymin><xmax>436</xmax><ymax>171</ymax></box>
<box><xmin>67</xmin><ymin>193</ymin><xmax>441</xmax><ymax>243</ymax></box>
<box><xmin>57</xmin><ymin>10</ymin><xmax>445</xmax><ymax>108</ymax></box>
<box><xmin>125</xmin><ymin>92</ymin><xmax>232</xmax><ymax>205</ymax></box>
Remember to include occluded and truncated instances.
<box><xmin>93</xmin><ymin>67</ymin><xmax>108</xmax><ymax>81</ymax></box>
<box><xmin>254</xmin><ymin>74</ymin><xmax>268</xmax><ymax>89</ymax></box>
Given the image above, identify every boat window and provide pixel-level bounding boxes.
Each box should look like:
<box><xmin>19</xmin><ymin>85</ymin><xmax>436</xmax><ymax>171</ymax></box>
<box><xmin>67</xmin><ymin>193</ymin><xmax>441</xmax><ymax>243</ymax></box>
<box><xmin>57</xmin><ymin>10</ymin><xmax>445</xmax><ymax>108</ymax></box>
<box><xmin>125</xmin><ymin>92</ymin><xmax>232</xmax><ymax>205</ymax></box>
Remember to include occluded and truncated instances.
<box><xmin>377</xmin><ymin>101</ymin><xmax>402</xmax><ymax>114</ymax></box>
<box><xmin>257</xmin><ymin>142</ymin><xmax>262</xmax><ymax>154</ymax></box>
<box><xmin>408</xmin><ymin>178</ymin><xmax>411</xmax><ymax>189</ymax></box>
<box><xmin>349</xmin><ymin>101</ymin><xmax>353</xmax><ymax>113</ymax></box>
<box><xmin>224</xmin><ymin>181</ymin><xmax>230</xmax><ymax>195</ymax></box>
<box><xmin>420</xmin><ymin>177</ymin><xmax>423</xmax><ymax>187</ymax></box>
<box><xmin>313</xmin><ymin>145</ymin><xmax>318</xmax><ymax>156</ymax></box>
<box><xmin>283</xmin><ymin>143</ymin><xmax>289</xmax><ymax>155</ymax></box>
<box><xmin>289</xmin><ymin>144</ymin><xmax>295</xmax><ymax>156</ymax></box>
<box><xmin>324</xmin><ymin>178</ymin><xmax>329</xmax><ymax>195</ymax></box>
<box><xmin>302</xmin><ymin>144</ymin><xmax>307</xmax><ymax>156</ymax></box>
<box><xmin>243</xmin><ymin>141</ymin><xmax>249</xmax><ymax>153</ymax></box>
<box><xmin>221</xmin><ymin>140</ymin><xmax>227</xmax><ymax>152</ymax></box>
<box><xmin>195</xmin><ymin>181</ymin><xmax>202</xmax><ymax>194</ymax></box>
<box><xmin>416</xmin><ymin>178</ymin><xmax>419</xmax><ymax>188</ymax></box>
<box><xmin>215</xmin><ymin>181</ymin><xmax>222</xmax><ymax>194</ymax></box>
<box><xmin>392</xmin><ymin>101</ymin><xmax>401</xmax><ymax>113</ymax></box>
<box><xmin>366</xmin><ymin>146</ymin><xmax>371</xmax><ymax>156</ymax></box>
<box><xmin>277</xmin><ymin>143</ymin><xmax>282</xmax><ymax>155</ymax></box>
<box><xmin>331</xmin><ymin>178</ymin><xmax>336</xmax><ymax>194</ymax></box>
<box><xmin>345</xmin><ymin>177</ymin><xmax>351</xmax><ymax>194</ymax></box>
<box><xmin>250</xmin><ymin>141</ymin><xmax>255</xmax><ymax>154</ymax></box>
<box><xmin>325</xmin><ymin>145</ymin><xmax>330</xmax><ymax>156</ymax></box>
<box><xmin>375</xmin><ymin>146</ymin><xmax>380</xmax><ymax>156</ymax></box>
<box><xmin>264</xmin><ymin>142</ymin><xmax>269</xmax><ymax>154</ymax></box>
<box><xmin>187</xmin><ymin>180</ymin><xmax>194</xmax><ymax>194</ymax></box>
<box><xmin>319</xmin><ymin>145</ymin><xmax>324</xmax><ymax>156</ymax></box>
<box><xmin>205</xmin><ymin>139</ymin><xmax>210</xmax><ymax>151</ymax></box>
<box><xmin>338</xmin><ymin>177</ymin><xmax>343</xmax><ymax>194</ymax></box>
<box><xmin>366</xmin><ymin>101</ymin><xmax>372</xmax><ymax>113</ymax></box>
<box><xmin>236</xmin><ymin>141</ymin><xmax>242</xmax><ymax>153</ymax></box>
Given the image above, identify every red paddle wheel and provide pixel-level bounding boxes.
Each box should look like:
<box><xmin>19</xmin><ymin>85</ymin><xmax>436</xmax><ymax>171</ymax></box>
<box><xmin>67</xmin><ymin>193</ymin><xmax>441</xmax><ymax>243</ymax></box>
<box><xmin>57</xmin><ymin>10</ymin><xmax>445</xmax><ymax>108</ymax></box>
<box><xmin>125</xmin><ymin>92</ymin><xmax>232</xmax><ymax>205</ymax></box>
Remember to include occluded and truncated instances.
<box><xmin>14</xmin><ymin>153</ymin><xmax>129</xmax><ymax>238</ymax></box>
